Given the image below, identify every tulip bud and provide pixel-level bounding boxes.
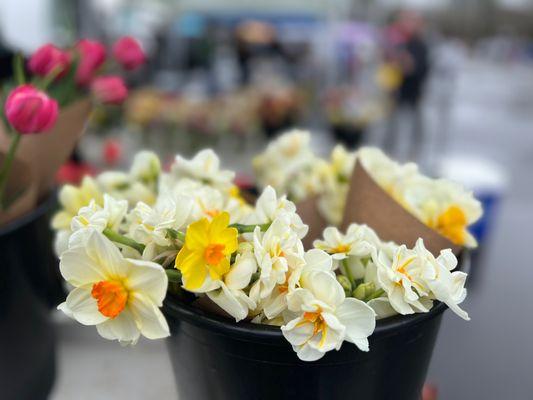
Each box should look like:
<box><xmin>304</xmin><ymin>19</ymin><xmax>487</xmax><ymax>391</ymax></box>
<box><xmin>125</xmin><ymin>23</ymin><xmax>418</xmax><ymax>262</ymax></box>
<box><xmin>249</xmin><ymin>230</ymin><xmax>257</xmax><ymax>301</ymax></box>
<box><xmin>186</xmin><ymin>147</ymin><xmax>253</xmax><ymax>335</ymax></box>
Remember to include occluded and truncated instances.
<box><xmin>112</xmin><ymin>36</ymin><xmax>146</xmax><ymax>71</ymax></box>
<box><xmin>75</xmin><ymin>39</ymin><xmax>106</xmax><ymax>86</ymax></box>
<box><xmin>28</xmin><ymin>44</ymin><xmax>70</xmax><ymax>79</ymax></box>
<box><xmin>336</xmin><ymin>275</ymin><xmax>352</xmax><ymax>296</ymax></box>
<box><xmin>91</xmin><ymin>76</ymin><xmax>128</xmax><ymax>105</ymax></box>
<box><xmin>4</xmin><ymin>84</ymin><xmax>59</xmax><ymax>134</ymax></box>
<box><xmin>353</xmin><ymin>282</ymin><xmax>375</xmax><ymax>301</ymax></box>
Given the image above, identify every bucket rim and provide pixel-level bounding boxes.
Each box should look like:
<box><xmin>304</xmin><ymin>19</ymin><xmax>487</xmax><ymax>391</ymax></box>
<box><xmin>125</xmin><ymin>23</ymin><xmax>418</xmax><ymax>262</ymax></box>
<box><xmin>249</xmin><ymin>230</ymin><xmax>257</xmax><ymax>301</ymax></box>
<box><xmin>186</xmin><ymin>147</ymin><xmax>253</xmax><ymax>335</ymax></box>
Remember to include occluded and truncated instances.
<box><xmin>163</xmin><ymin>295</ymin><xmax>447</xmax><ymax>343</ymax></box>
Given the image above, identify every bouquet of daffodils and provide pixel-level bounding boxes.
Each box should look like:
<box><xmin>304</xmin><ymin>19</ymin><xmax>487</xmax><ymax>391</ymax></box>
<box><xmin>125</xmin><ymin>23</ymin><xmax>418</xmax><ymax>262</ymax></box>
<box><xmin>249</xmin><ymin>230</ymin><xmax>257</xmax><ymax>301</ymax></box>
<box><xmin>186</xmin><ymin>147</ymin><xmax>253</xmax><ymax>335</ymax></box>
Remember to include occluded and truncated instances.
<box><xmin>54</xmin><ymin>149</ymin><xmax>470</xmax><ymax>362</ymax></box>
<box><xmin>253</xmin><ymin>130</ymin><xmax>482</xmax><ymax>250</ymax></box>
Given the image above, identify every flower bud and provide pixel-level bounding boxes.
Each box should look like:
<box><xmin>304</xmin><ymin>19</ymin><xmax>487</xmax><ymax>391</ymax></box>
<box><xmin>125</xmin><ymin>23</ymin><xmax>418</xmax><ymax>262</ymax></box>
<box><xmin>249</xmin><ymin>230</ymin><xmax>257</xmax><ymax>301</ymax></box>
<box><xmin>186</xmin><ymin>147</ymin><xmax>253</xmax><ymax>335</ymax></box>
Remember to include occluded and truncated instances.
<box><xmin>353</xmin><ymin>282</ymin><xmax>375</xmax><ymax>301</ymax></box>
<box><xmin>130</xmin><ymin>150</ymin><xmax>161</xmax><ymax>184</ymax></box>
<box><xmin>112</xmin><ymin>36</ymin><xmax>146</xmax><ymax>71</ymax></box>
<box><xmin>91</xmin><ymin>76</ymin><xmax>128</xmax><ymax>105</ymax></box>
<box><xmin>75</xmin><ymin>39</ymin><xmax>106</xmax><ymax>86</ymax></box>
<box><xmin>4</xmin><ymin>84</ymin><xmax>59</xmax><ymax>134</ymax></box>
<box><xmin>28</xmin><ymin>44</ymin><xmax>71</xmax><ymax>79</ymax></box>
<box><xmin>336</xmin><ymin>275</ymin><xmax>352</xmax><ymax>296</ymax></box>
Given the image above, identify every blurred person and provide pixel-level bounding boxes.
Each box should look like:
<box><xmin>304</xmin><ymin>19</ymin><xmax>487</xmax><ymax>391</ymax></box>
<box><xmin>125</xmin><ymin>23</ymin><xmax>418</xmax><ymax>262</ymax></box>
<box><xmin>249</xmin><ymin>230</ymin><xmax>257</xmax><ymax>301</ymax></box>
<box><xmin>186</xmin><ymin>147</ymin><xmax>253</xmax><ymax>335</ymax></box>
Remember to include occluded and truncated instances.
<box><xmin>384</xmin><ymin>10</ymin><xmax>430</xmax><ymax>162</ymax></box>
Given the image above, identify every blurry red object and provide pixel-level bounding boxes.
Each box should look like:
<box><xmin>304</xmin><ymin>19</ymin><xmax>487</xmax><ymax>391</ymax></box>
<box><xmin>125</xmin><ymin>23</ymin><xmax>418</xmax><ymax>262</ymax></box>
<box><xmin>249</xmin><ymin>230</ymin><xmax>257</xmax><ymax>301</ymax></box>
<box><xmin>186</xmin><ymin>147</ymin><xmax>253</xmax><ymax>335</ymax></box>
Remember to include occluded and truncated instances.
<box><xmin>56</xmin><ymin>161</ymin><xmax>97</xmax><ymax>185</ymax></box>
<box><xmin>103</xmin><ymin>139</ymin><xmax>123</xmax><ymax>166</ymax></box>
<box><xmin>422</xmin><ymin>384</ymin><xmax>439</xmax><ymax>400</ymax></box>
<box><xmin>234</xmin><ymin>172</ymin><xmax>255</xmax><ymax>190</ymax></box>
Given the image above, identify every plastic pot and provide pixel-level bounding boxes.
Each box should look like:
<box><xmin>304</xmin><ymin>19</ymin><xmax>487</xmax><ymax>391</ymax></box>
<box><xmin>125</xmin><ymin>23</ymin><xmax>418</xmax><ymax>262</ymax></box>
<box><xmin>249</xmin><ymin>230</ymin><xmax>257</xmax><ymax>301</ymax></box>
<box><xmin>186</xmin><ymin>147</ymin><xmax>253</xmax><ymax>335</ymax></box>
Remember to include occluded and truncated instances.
<box><xmin>0</xmin><ymin>198</ymin><xmax>57</xmax><ymax>400</ymax></box>
<box><xmin>164</xmin><ymin>293</ymin><xmax>450</xmax><ymax>400</ymax></box>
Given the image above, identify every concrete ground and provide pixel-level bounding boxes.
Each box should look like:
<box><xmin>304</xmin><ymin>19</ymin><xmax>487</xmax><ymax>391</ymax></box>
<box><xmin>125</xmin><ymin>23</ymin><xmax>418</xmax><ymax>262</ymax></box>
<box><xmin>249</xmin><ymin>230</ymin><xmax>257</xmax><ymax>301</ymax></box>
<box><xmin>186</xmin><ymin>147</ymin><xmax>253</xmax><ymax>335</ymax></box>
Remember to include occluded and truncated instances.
<box><xmin>50</xmin><ymin>59</ymin><xmax>533</xmax><ymax>399</ymax></box>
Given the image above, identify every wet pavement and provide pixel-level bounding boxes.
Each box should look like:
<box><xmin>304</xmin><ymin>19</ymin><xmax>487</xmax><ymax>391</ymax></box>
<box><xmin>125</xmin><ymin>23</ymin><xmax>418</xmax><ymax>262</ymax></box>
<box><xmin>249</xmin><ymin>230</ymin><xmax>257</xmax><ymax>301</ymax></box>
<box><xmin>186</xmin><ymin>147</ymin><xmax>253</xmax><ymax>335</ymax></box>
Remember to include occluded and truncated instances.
<box><xmin>50</xmin><ymin>59</ymin><xmax>533</xmax><ymax>399</ymax></box>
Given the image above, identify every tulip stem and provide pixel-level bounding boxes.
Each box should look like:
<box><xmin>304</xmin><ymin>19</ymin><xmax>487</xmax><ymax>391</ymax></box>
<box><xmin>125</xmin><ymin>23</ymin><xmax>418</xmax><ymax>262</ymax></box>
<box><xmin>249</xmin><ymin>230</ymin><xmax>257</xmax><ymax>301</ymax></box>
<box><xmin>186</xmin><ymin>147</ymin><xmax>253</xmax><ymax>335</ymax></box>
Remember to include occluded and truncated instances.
<box><xmin>0</xmin><ymin>132</ymin><xmax>22</xmax><ymax>210</ymax></box>
<box><xmin>103</xmin><ymin>228</ymin><xmax>145</xmax><ymax>254</ymax></box>
<box><xmin>13</xmin><ymin>54</ymin><xmax>25</xmax><ymax>84</ymax></box>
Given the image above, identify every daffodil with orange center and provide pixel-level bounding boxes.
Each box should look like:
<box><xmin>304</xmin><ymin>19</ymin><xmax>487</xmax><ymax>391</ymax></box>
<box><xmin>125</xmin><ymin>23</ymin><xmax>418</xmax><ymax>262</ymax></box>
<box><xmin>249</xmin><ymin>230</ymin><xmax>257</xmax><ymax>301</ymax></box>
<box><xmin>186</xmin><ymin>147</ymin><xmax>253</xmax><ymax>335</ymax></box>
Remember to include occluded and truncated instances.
<box><xmin>58</xmin><ymin>229</ymin><xmax>170</xmax><ymax>344</ymax></box>
<box><xmin>175</xmin><ymin>212</ymin><xmax>238</xmax><ymax>291</ymax></box>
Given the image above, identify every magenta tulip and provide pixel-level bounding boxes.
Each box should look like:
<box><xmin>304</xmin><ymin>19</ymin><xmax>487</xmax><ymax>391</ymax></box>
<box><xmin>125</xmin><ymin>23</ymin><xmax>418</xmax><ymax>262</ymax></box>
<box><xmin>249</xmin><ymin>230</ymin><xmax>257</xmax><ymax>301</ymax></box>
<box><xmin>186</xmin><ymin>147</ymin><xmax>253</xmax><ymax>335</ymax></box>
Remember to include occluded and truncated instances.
<box><xmin>75</xmin><ymin>39</ymin><xmax>106</xmax><ymax>86</ymax></box>
<box><xmin>112</xmin><ymin>36</ymin><xmax>146</xmax><ymax>70</ymax></box>
<box><xmin>4</xmin><ymin>85</ymin><xmax>59</xmax><ymax>134</ymax></box>
<box><xmin>91</xmin><ymin>76</ymin><xmax>128</xmax><ymax>105</ymax></box>
<box><xmin>28</xmin><ymin>44</ymin><xmax>71</xmax><ymax>79</ymax></box>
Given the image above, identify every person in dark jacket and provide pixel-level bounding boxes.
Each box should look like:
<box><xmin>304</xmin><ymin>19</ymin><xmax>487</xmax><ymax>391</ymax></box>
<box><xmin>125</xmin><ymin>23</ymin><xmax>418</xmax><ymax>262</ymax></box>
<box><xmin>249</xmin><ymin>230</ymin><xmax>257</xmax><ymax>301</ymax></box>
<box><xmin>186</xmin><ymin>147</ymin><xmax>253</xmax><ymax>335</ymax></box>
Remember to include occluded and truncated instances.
<box><xmin>384</xmin><ymin>11</ymin><xmax>430</xmax><ymax>161</ymax></box>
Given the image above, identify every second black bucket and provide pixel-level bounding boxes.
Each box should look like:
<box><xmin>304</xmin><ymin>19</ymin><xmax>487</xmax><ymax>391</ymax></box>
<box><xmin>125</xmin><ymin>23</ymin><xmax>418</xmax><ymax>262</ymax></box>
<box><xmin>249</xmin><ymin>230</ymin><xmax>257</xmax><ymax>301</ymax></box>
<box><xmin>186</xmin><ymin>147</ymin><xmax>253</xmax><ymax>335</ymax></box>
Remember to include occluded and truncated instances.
<box><xmin>164</xmin><ymin>296</ymin><xmax>447</xmax><ymax>400</ymax></box>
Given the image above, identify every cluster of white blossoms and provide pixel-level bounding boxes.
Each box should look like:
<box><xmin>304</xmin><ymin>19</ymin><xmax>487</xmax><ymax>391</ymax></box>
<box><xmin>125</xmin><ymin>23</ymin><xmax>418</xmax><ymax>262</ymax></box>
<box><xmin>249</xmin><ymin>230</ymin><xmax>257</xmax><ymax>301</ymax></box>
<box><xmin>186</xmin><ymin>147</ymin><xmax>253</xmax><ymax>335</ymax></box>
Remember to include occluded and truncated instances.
<box><xmin>253</xmin><ymin>130</ymin><xmax>483</xmax><ymax>247</ymax></box>
<box><xmin>53</xmin><ymin>148</ymin><xmax>470</xmax><ymax>361</ymax></box>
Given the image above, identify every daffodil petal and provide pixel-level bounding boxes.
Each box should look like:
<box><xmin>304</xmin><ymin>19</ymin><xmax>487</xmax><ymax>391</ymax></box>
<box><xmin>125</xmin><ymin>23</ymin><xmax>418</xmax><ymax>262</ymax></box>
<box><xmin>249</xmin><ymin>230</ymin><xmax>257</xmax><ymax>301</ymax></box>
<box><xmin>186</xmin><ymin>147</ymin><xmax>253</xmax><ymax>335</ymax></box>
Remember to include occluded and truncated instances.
<box><xmin>129</xmin><ymin>293</ymin><xmax>170</xmax><ymax>339</ymax></box>
<box><xmin>126</xmin><ymin>259</ymin><xmax>168</xmax><ymax>306</ymax></box>
<box><xmin>62</xmin><ymin>286</ymin><xmax>108</xmax><ymax>325</ymax></box>
<box><xmin>60</xmin><ymin>246</ymin><xmax>107</xmax><ymax>286</ymax></box>
<box><xmin>96</xmin><ymin>308</ymin><xmax>140</xmax><ymax>344</ymax></box>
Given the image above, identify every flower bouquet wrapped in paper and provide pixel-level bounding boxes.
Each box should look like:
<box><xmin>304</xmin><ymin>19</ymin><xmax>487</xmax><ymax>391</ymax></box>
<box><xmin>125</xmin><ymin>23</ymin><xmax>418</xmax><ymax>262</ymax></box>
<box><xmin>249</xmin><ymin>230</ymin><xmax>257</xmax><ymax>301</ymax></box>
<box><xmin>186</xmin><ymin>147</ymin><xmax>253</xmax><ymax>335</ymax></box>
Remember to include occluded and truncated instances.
<box><xmin>53</xmin><ymin>147</ymin><xmax>477</xmax><ymax>399</ymax></box>
<box><xmin>253</xmin><ymin>130</ymin><xmax>483</xmax><ymax>255</ymax></box>
<box><xmin>0</xmin><ymin>36</ymin><xmax>146</xmax><ymax>222</ymax></box>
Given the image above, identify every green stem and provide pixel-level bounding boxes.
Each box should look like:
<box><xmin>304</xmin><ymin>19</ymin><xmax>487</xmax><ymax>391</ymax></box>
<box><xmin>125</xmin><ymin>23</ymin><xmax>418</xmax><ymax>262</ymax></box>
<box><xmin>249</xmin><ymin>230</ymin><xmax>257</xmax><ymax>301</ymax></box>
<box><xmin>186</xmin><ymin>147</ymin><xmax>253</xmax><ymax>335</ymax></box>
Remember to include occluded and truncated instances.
<box><xmin>342</xmin><ymin>258</ymin><xmax>355</xmax><ymax>286</ymax></box>
<box><xmin>0</xmin><ymin>133</ymin><xmax>22</xmax><ymax>210</ymax></box>
<box><xmin>165</xmin><ymin>269</ymin><xmax>182</xmax><ymax>284</ymax></box>
<box><xmin>103</xmin><ymin>228</ymin><xmax>145</xmax><ymax>254</ymax></box>
<box><xmin>13</xmin><ymin>54</ymin><xmax>25</xmax><ymax>84</ymax></box>
<box><xmin>230</xmin><ymin>222</ymin><xmax>271</xmax><ymax>234</ymax></box>
<box><xmin>365</xmin><ymin>289</ymin><xmax>385</xmax><ymax>301</ymax></box>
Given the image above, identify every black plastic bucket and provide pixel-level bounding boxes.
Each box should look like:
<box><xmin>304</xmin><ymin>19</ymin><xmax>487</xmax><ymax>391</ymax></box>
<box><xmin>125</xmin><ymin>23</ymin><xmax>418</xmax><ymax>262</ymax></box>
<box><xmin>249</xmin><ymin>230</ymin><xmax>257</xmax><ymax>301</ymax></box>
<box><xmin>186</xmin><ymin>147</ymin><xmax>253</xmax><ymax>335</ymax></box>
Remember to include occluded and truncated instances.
<box><xmin>0</xmin><ymin>198</ymin><xmax>57</xmax><ymax>400</ymax></box>
<box><xmin>164</xmin><ymin>296</ymin><xmax>447</xmax><ymax>400</ymax></box>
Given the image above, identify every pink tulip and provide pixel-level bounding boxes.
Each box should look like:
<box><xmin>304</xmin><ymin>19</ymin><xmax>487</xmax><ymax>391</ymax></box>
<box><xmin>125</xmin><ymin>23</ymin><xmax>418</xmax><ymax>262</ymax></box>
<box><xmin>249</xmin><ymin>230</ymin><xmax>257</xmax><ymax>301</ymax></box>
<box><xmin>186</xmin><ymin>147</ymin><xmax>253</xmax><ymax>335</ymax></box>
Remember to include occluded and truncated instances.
<box><xmin>4</xmin><ymin>85</ymin><xmax>59</xmax><ymax>134</ymax></box>
<box><xmin>75</xmin><ymin>39</ymin><xmax>106</xmax><ymax>86</ymax></box>
<box><xmin>91</xmin><ymin>76</ymin><xmax>128</xmax><ymax>104</ymax></box>
<box><xmin>112</xmin><ymin>36</ymin><xmax>146</xmax><ymax>70</ymax></box>
<box><xmin>28</xmin><ymin>44</ymin><xmax>71</xmax><ymax>79</ymax></box>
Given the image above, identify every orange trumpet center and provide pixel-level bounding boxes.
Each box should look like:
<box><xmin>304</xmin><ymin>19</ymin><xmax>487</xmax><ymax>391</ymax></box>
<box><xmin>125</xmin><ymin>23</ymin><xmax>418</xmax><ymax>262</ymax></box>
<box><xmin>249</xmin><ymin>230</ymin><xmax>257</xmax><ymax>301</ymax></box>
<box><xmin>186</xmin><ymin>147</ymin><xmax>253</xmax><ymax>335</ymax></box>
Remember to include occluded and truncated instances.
<box><xmin>91</xmin><ymin>280</ymin><xmax>128</xmax><ymax>319</ymax></box>
<box><xmin>204</xmin><ymin>243</ymin><xmax>226</xmax><ymax>265</ymax></box>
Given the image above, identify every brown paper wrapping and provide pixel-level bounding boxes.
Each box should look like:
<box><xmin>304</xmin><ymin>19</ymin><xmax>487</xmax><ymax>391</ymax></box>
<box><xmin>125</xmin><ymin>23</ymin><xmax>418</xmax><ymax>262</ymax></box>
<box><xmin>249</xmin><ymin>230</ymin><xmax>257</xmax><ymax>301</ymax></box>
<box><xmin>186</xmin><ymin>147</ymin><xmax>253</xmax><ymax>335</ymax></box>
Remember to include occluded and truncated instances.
<box><xmin>0</xmin><ymin>154</ymin><xmax>38</xmax><ymax>225</ymax></box>
<box><xmin>0</xmin><ymin>98</ymin><xmax>92</xmax><ymax>198</ymax></box>
<box><xmin>341</xmin><ymin>161</ymin><xmax>461</xmax><ymax>256</ymax></box>
<box><xmin>297</xmin><ymin>196</ymin><xmax>328</xmax><ymax>250</ymax></box>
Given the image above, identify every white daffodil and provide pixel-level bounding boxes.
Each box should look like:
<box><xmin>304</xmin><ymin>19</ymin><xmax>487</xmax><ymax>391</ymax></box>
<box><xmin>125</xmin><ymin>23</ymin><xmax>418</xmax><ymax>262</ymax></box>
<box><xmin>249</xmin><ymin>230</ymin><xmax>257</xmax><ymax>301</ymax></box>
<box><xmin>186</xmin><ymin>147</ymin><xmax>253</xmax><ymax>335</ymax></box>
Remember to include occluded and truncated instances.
<box><xmin>129</xmin><ymin>150</ymin><xmax>161</xmax><ymax>188</ymax></box>
<box><xmin>262</xmin><ymin>249</ymin><xmax>332</xmax><ymax>320</ymax></box>
<box><xmin>313</xmin><ymin>224</ymin><xmax>381</xmax><ymax>268</ymax></box>
<box><xmin>414</xmin><ymin>239</ymin><xmax>470</xmax><ymax>320</ymax></box>
<box><xmin>281</xmin><ymin>270</ymin><xmax>376</xmax><ymax>361</ymax></box>
<box><xmin>374</xmin><ymin>244</ymin><xmax>433</xmax><ymax>315</ymax></box>
<box><xmin>171</xmin><ymin>149</ymin><xmax>235</xmax><ymax>190</ymax></box>
<box><xmin>51</xmin><ymin>176</ymin><xmax>103</xmax><ymax>231</ymax></box>
<box><xmin>128</xmin><ymin>194</ymin><xmax>192</xmax><ymax>260</ymax></box>
<box><xmin>97</xmin><ymin>171</ymin><xmax>156</xmax><ymax>206</ymax></box>
<box><xmin>206</xmin><ymin>246</ymin><xmax>258</xmax><ymax>321</ymax></box>
<box><xmin>253</xmin><ymin>130</ymin><xmax>319</xmax><ymax>201</ymax></box>
<box><xmin>249</xmin><ymin>218</ymin><xmax>305</xmax><ymax>305</ymax></box>
<box><xmin>71</xmin><ymin>195</ymin><xmax>127</xmax><ymax>233</ymax></box>
<box><xmin>247</xmin><ymin>186</ymin><xmax>308</xmax><ymax>239</ymax></box>
<box><xmin>58</xmin><ymin>230</ymin><xmax>169</xmax><ymax>344</ymax></box>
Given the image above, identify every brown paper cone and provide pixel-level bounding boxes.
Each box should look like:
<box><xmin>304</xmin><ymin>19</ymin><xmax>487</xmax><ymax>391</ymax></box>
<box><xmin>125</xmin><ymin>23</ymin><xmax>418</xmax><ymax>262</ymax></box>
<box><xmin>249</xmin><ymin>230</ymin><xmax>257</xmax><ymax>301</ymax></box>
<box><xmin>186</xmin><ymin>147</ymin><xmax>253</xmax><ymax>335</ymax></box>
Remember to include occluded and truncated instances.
<box><xmin>341</xmin><ymin>162</ymin><xmax>461</xmax><ymax>256</ymax></box>
<box><xmin>0</xmin><ymin>98</ymin><xmax>92</xmax><ymax>198</ymax></box>
<box><xmin>0</xmin><ymin>154</ymin><xmax>38</xmax><ymax>225</ymax></box>
<box><xmin>297</xmin><ymin>196</ymin><xmax>328</xmax><ymax>250</ymax></box>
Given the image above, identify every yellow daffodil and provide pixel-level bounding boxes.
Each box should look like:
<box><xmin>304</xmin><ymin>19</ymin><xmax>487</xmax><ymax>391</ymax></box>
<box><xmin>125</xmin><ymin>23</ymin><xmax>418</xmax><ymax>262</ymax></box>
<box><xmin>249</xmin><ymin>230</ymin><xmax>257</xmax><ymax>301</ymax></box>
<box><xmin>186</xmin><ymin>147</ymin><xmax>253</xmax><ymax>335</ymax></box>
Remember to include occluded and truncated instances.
<box><xmin>175</xmin><ymin>212</ymin><xmax>238</xmax><ymax>291</ymax></box>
